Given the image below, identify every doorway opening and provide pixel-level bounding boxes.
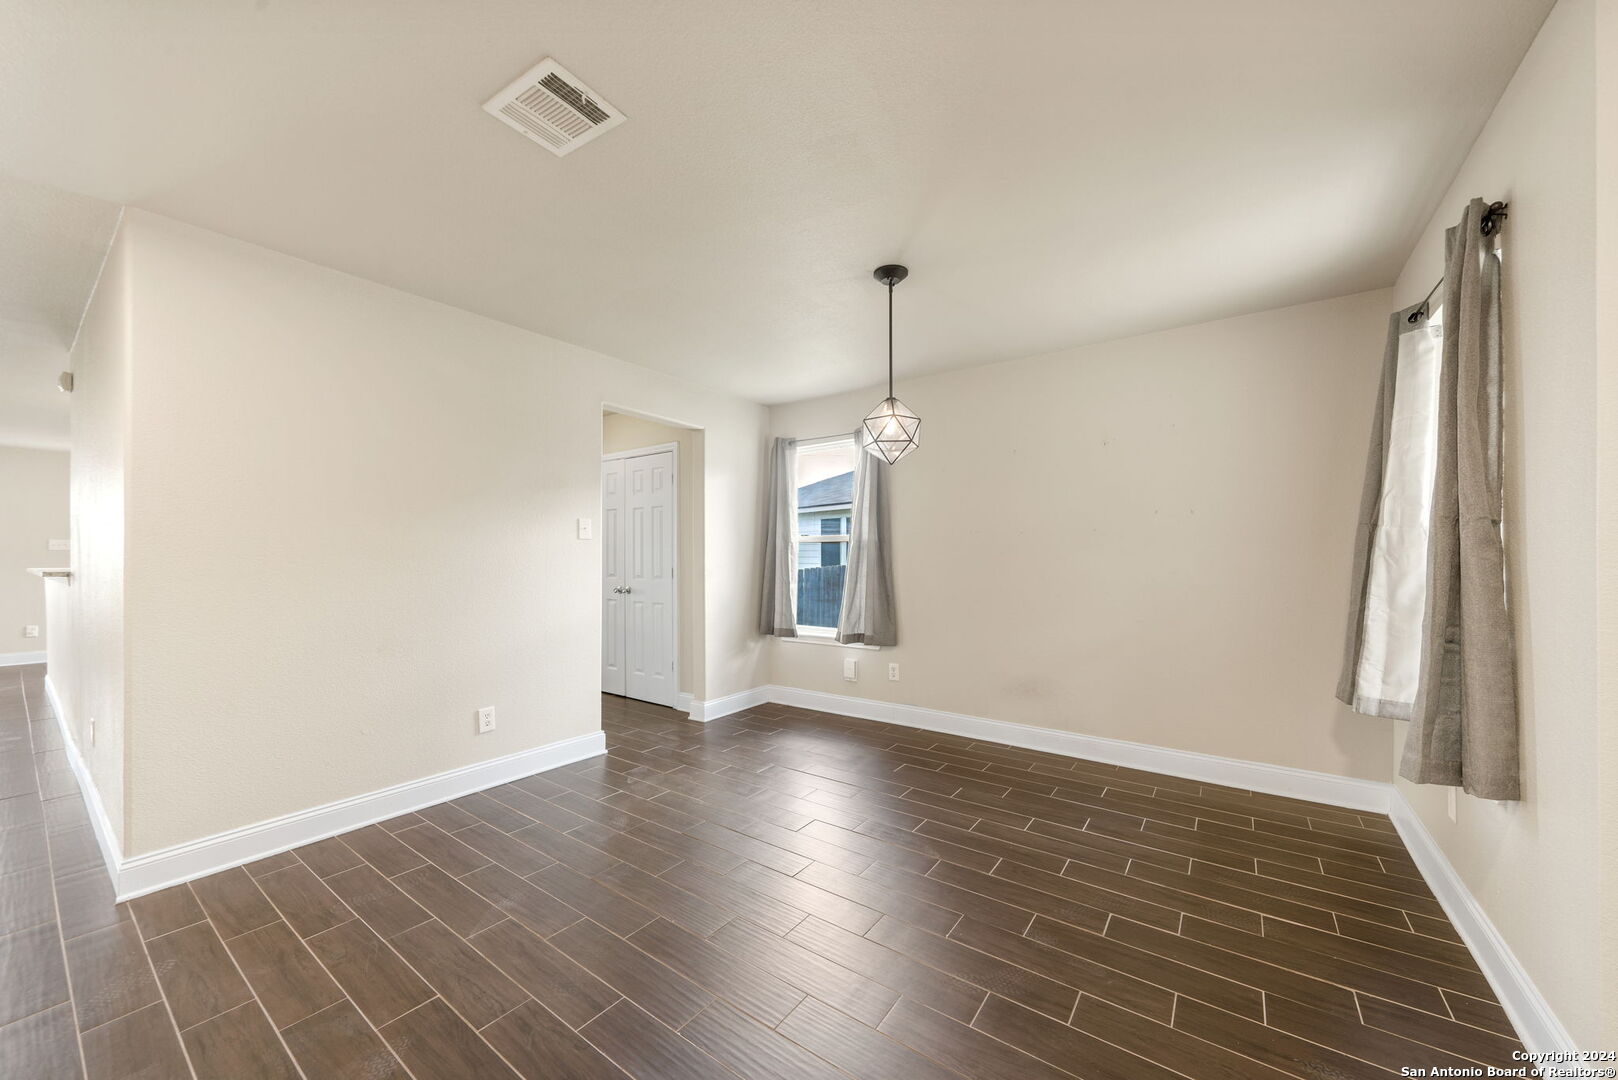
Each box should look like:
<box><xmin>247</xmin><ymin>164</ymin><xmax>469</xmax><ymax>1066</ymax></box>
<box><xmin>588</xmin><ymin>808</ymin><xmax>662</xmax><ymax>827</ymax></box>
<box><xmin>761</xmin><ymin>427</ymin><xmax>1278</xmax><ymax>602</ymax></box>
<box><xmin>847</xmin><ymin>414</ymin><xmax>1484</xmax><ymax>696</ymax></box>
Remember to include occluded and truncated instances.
<box><xmin>601</xmin><ymin>409</ymin><xmax>703</xmax><ymax>713</ymax></box>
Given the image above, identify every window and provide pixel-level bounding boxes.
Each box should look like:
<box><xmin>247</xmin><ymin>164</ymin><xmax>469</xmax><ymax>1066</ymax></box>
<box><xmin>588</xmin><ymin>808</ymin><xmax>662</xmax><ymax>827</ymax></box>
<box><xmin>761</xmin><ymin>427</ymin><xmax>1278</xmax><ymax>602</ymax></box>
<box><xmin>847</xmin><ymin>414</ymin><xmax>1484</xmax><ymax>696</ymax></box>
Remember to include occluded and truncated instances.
<box><xmin>794</xmin><ymin>437</ymin><xmax>856</xmax><ymax>632</ymax></box>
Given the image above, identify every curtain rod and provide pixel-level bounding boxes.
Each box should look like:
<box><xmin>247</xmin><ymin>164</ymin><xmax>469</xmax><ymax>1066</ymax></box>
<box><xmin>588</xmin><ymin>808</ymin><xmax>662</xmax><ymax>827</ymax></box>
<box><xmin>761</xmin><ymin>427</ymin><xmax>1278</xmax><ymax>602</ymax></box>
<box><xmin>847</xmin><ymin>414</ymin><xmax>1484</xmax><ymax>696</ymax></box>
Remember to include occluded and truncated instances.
<box><xmin>794</xmin><ymin>432</ymin><xmax>857</xmax><ymax>448</ymax></box>
<box><xmin>1408</xmin><ymin>201</ymin><xmax>1508</xmax><ymax>324</ymax></box>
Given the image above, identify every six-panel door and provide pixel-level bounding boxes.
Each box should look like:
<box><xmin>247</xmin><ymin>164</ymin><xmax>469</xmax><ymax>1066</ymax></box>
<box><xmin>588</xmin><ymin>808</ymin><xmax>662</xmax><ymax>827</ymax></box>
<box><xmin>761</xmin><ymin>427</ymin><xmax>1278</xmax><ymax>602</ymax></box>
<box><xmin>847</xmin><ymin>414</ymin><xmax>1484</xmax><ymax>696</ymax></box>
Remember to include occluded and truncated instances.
<box><xmin>601</xmin><ymin>450</ymin><xmax>676</xmax><ymax>707</ymax></box>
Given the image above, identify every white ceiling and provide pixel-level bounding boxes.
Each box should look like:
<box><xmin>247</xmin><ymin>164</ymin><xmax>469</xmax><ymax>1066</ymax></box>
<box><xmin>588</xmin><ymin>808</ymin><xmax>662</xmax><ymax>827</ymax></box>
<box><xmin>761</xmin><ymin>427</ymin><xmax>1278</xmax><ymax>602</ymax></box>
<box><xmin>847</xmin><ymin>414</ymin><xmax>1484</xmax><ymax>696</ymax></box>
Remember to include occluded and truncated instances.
<box><xmin>0</xmin><ymin>1</ymin><xmax>1552</xmax><ymax>407</ymax></box>
<box><xmin>0</xmin><ymin>175</ymin><xmax>119</xmax><ymax>449</ymax></box>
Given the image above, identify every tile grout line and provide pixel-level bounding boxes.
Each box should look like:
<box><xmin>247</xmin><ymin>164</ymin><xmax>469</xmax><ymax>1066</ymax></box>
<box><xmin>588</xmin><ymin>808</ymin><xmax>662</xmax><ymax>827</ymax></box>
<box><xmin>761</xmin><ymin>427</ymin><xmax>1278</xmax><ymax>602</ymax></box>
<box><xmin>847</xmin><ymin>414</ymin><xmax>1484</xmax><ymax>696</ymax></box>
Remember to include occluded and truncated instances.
<box><xmin>126</xmin><ymin>889</ymin><xmax>203</xmax><ymax>1078</ymax></box>
<box><xmin>474</xmin><ymin>999</ymin><xmax>528</xmax><ymax>1033</ymax></box>
<box><xmin>190</xmin><ymin>888</ymin><xmax>315</xmax><ymax>1080</ymax></box>
<box><xmin>293</xmin><ymin>818</ymin><xmax>552</xmax><ymax>1079</ymax></box>
<box><xmin>50</xmin><ymin>693</ymin><xmax>1514</xmax><ymax>1080</ymax></box>
<box><xmin>19</xmin><ymin>668</ymin><xmax>93</xmax><ymax>1080</ymax></box>
<box><xmin>244</xmin><ymin>851</ymin><xmax>425</xmax><ymax>1080</ymax></box>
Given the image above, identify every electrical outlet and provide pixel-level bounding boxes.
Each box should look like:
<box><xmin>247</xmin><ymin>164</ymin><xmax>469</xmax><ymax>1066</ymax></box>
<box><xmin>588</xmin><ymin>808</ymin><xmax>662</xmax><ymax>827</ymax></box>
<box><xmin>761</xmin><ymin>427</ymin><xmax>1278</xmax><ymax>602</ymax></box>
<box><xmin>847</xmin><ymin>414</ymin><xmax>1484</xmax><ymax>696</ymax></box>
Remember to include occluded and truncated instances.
<box><xmin>1446</xmin><ymin>786</ymin><xmax>1457</xmax><ymax>822</ymax></box>
<box><xmin>888</xmin><ymin>662</ymin><xmax>900</xmax><ymax>681</ymax></box>
<box><xmin>842</xmin><ymin>657</ymin><xmax>858</xmax><ymax>682</ymax></box>
<box><xmin>23</xmin><ymin>626</ymin><xmax>39</xmax><ymax>639</ymax></box>
<box><xmin>476</xmin><ymin>706</ymin><xmax>496</xmax><ymax>734</ymax></box>
<box><xmin>49</xmin><ymin>539</ymin><xmax>69</xmax><ymax>551</ymax></box>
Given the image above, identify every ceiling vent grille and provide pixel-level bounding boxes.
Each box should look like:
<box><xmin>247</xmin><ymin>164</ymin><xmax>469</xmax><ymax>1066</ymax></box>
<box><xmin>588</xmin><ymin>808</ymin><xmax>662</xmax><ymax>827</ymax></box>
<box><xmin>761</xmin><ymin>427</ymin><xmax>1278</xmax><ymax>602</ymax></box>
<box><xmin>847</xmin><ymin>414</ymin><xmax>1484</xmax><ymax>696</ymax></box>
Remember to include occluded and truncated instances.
<box><xmin>482</xmin><ymin>58</ymin><xmax>625</xmax><ymax>157</ymax></box>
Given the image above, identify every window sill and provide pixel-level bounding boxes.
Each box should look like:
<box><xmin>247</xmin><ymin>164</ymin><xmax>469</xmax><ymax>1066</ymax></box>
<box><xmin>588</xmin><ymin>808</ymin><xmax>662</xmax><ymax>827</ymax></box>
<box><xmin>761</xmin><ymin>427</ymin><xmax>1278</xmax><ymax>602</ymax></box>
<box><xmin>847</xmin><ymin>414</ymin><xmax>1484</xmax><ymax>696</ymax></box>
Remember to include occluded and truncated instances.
<box><xmin>783</xmin><ymin>630</ymin><xmax>879</xmax><ymax>650</ymax></box>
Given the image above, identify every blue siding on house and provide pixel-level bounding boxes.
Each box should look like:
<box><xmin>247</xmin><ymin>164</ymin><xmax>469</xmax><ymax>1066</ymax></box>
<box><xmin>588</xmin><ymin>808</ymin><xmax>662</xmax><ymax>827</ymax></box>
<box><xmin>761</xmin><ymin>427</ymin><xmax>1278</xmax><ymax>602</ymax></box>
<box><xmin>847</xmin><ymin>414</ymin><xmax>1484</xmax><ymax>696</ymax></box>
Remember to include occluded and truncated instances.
<box><xmin>795</xmin><ymin>510</ymin><xmax>848</xmax><ymax>570</ymax></box>
<box><xmin>817</xmin><ymin>516</ymin><xmax>845</xmax><ymax>566</ymax></box>
<box><xmin>796</xmin><ymin>469</ymin><xmax>854</xmax><ymax>623</ymax></box>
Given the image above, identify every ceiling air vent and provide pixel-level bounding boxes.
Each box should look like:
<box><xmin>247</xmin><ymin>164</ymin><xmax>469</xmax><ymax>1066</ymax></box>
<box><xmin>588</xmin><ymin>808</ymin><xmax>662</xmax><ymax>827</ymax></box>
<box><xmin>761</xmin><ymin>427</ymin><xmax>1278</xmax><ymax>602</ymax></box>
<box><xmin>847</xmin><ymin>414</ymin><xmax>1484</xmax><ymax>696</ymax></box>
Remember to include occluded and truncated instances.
<box><xmin>482</xmin><ymin>58</ymin><xmax>625</xmax><ymax>157</ymax></box>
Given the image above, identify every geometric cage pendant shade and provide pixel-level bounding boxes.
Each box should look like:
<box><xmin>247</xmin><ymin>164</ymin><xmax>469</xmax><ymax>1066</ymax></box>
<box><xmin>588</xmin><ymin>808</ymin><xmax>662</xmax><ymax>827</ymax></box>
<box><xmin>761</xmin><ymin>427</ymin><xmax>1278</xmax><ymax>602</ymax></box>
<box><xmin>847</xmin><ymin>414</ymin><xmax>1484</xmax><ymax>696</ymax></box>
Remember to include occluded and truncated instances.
<box><xmin>862</xmin><ymin>396</ymin><xmax>921</xmax><ymax>464</ymax></box>
<box><xmin>864</xmin><ymin>263</ymin><xmax>920</xmax><ymax>464</ymax></box>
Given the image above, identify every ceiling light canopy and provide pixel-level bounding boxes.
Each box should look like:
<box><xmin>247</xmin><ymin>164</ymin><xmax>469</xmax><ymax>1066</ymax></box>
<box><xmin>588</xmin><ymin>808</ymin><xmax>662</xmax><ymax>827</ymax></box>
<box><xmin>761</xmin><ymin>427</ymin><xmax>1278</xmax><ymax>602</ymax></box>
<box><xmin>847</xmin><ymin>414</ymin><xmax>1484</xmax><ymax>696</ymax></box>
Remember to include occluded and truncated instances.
<box><xmin>863</xmin><ymin>264</ymin><xmax>920</xmax><ymax>465</ymax></box>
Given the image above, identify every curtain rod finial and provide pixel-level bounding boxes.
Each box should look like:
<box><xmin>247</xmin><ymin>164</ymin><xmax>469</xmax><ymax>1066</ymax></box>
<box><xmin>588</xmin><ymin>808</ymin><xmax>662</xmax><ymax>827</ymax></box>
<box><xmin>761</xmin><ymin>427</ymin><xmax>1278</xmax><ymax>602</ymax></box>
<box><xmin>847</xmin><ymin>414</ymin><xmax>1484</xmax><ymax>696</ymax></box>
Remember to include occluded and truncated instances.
<box><xmin>1481</xmin><ymin>201</ymin><xmax>1508</xmax><ymax>236</ymax></box>
<box><xmin>1408</xmin><ymin>199</ymin><xmax>1509</xmax><ymax>322</ymax></box>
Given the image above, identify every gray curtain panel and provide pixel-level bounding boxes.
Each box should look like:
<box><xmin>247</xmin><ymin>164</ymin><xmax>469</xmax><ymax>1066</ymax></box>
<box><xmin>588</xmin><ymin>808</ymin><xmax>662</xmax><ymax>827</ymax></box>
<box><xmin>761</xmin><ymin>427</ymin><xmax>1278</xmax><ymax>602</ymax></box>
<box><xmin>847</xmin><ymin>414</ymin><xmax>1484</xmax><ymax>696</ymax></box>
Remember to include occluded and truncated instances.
<box><xmin>759</xmin><ymin>437</ymin><xmax>798</xmax><ymax>637</ymax></box>
<box><xmin>1336</xmin><ymin>302</ymin><xmax>1412</xmax><ymax>719</ymax></box>
<box><xmin>1338</xmin><ymin>198</ymin><xmax>1519</xmax><ymax>800</ymax></box>
<box><xmin>837</xmin><ymin>431</ymin><xmax>898</xmax><ymax>646</ymax></box>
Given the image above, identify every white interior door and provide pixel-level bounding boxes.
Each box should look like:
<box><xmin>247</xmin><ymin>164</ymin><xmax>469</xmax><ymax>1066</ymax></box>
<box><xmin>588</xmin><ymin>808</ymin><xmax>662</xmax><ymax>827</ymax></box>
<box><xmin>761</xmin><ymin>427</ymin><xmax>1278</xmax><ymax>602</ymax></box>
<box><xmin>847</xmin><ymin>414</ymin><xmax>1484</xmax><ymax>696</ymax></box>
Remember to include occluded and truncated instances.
<box><xmin>601</xmin><ymin>448</ymin><xmax>677</xmax><ymax>708</ymax></box>
<box><xmin>600</xmin><ymin>458</ymin><xmax>626</xmax><ymax>696</ymax></box>
<box><xmin>623</xmin><ymin>450</ymin><xmax>677</xmax><ymax>707</ymax></box>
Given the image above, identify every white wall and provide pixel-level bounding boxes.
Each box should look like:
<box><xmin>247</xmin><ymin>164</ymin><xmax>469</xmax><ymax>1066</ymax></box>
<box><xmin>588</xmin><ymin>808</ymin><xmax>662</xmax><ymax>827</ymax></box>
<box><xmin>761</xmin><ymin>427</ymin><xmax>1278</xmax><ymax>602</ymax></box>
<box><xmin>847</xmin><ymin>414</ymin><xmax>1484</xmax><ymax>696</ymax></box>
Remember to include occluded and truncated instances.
<box><xmin>769</xmin><ymin>288</ymin><xmax>1396</xmax><ymax>782</ymax></box>
<box><xmin>0</xmin><ymin>445</ymin><xmax>68</xmax><ymax>656</ymax></box>
<box><xmin>602</xmin><ymin>410</ymin><xmax>705</xmax><ymax>700</ymax></box>
<box><xmin>53</xmin><ymin>227</ymin><xmax>132</xmax><ymax>846</ymax></box>
<box><xmin>1389</xmin><ymin>0</ymin><xmax>1604</xmax><ymax>1046</ymax></box>
<box><xmin>62</xmin><ymin>210</ymin><xmax>766</xmax><ymax>857</ymax></box>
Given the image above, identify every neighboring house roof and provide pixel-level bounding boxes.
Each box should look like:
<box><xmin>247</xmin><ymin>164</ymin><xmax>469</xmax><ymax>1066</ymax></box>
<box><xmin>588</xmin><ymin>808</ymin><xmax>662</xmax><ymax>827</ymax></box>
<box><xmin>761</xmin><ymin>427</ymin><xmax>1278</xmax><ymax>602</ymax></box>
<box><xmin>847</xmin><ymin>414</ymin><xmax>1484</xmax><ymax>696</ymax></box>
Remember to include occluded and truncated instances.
<box><xmin>798</xmin><ymin>470</ymin><xmax>853</xmax><ymax>510</ymax></box>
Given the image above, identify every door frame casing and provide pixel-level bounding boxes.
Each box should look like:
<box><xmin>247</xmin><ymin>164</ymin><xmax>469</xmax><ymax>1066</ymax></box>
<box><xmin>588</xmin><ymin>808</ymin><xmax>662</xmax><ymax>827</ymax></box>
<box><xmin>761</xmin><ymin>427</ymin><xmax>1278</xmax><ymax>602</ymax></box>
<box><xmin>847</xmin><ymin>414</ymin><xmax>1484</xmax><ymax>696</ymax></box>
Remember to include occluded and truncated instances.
<box><xmin>601</xmin><ymin>440</ymin><xmax>679</xmax><ymax>707</ymax></box>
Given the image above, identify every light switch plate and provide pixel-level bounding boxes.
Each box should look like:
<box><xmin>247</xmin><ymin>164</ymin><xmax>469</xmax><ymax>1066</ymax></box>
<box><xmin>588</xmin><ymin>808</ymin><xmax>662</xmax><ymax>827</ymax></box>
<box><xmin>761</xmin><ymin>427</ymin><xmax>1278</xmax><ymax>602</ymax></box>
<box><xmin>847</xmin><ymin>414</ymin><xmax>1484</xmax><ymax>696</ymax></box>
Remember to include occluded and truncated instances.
<box><xmin>577</xmin><ymin>517</ymin><xmax>593</xmax><ymax>539</ymax></box>
<box><xmin>48</xmin><ymin>539</ymin><xmax>68</xmax><ymax>551</ymax></box>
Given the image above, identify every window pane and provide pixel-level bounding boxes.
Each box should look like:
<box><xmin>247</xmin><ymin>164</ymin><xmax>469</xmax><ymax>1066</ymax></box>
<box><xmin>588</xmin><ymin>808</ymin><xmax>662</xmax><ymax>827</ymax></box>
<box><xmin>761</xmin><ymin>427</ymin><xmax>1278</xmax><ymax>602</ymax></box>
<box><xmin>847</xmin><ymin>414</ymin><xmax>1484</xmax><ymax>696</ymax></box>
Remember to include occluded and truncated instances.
<box><xmin>794</xmin><ymin>439</ymin><xmax>855</xmax><ymax>629</ymax></box>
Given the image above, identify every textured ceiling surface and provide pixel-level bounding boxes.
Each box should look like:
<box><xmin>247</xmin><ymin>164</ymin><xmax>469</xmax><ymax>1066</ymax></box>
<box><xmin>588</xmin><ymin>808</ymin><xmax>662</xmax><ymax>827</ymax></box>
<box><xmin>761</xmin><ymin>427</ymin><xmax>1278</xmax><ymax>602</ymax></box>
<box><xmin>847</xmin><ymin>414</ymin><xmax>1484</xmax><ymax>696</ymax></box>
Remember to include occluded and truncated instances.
<box><xmin>0</xmin><ymin>175</ymin><xmax>118</xmax><ymax>449</ymax></box>
<box><xmin>0</xmin><ymin>0</ymin><xmax>1553</xmax><ymax>414</ymax></box>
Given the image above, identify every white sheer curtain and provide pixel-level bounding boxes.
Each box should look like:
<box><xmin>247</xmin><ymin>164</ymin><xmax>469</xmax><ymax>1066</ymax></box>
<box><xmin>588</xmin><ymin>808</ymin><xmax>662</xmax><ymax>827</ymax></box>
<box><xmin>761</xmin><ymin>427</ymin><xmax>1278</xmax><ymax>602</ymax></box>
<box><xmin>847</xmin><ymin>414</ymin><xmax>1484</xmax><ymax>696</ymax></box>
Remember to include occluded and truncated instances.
<box><xmin>1349</xmin><ymin>311</ymin><xmax>1442</xmax><ymax>718</ymax></box>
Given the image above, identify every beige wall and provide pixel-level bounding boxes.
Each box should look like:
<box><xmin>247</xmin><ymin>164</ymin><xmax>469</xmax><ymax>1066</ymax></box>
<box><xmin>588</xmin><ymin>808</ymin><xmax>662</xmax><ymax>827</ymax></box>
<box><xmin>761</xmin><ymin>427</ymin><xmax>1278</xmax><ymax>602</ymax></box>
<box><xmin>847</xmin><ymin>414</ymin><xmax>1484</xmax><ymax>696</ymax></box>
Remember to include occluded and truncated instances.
<box><xmin>602</xmin><ymin>411</ymin><xmax>705</xmax><ymax>699</ymax></box>
<box><xmin>770</xmin><ymin>288</ymin><xmax>1396</xmax><ymax>782</ymax></box>
<box><xmin>63</xmin><ymin>210</ymin><xmax>766</xmax><ymax>857</ymax></box>
<box><xmin>1389</xmin><ymin>0</ymin><xmax>1604</xmax><ymax>1045</ymax></box>
<box><xmin>1598</xmin><ymin>0</ymin><xmax>1618</xmax><ymax>1045</ymax></box>
<box><xmin>53</xmin><ymin>226</ymin><xmax>132</xmax><ymax>846</ymax></box>
<box><xmin>0</xmin><ymin>445</ymin><xmax>68</xmax><ymax>655</ymax></box>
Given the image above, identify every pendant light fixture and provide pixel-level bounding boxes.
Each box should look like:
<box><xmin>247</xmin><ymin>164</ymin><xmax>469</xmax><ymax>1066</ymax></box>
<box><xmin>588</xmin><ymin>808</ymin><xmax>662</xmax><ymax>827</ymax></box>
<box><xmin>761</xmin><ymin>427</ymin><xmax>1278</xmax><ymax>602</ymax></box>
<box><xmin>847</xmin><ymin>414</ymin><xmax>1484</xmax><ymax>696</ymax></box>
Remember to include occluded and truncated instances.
<box><xmin>863</xmin><ymin>264</ymin><xmax>921</xmax><ymax>464</ymax></box>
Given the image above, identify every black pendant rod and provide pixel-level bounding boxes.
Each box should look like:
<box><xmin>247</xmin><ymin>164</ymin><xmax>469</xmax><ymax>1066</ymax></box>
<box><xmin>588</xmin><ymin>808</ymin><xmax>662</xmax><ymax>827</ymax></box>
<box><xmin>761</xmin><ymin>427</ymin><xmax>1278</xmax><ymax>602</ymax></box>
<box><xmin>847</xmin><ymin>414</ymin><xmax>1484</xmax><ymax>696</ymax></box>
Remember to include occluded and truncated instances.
<box><xmin>1408</xmin><ymin>201</ymin><xmax>1508</xmax><ymax>324</ymax></box>
<box><xmin>872</xmin><ymin>264</ymin><xmax>908</xmax><ymax>399</ymax></box>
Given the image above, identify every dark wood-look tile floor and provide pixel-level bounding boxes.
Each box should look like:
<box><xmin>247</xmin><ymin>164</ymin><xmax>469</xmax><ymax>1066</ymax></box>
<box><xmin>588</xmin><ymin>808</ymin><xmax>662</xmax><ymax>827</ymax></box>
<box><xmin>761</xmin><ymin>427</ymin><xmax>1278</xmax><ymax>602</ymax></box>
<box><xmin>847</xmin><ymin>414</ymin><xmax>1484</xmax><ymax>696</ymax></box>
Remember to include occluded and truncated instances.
<box><xmin>0</xmin><ymin>665</ymin><xmax>1524</xmax><ymax>1079</ymax></box>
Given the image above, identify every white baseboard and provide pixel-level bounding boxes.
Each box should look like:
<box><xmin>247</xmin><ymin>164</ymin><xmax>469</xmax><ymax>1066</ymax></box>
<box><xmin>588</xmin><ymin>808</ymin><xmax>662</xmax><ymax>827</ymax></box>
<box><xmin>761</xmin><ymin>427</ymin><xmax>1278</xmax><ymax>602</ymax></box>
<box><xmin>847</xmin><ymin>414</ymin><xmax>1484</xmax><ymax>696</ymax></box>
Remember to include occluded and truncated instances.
<box><xmin>753</xmin><ymin>685</ymin><xmax>1391</xmax><ymax>812</ymax></box>
<box><xmin>1</xmin><ymin>650</ymin><xmax>47</xmax><ymax>667</ymax></box>
<box><xmin>684</xmin><ymin>685</ymin><xmax>773</xmax><ymax>724</ymax></box>
<box><xmin>1388</xmin><ymin>791</ymin><xmax>1576</xmax><ymax>1056</ymax></box>
<box><xmin>41</xmin><ymin>664</ymin><xmax>1573</xmax><ymax>1053</ymax></box>
<box><xmin>43</xmin><ymin>671</ymin><xmax>605</xmax><ymax>902</ymax></box>
<box><xmin>717</xmin><ymin>682</ymin><xmax>1572</xmax><ymax>1053</ymax></box>
<box><xmin>115</xmin><ymin>729</ymin><xmax>607</xmax><ymax>901</ymax></box>
<box><xmin>45</xmin><ymin>675</ymin><xmax>124</xmax><ymax>881</ymax></box>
